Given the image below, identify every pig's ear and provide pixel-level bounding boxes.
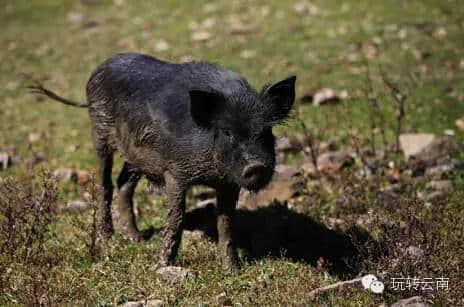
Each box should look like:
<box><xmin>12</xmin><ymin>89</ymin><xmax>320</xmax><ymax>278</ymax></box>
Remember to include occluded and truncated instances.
<box><xmin>189</xmin><ymin>90</ymin><xmax>225</xmax><ymax>128</ymax></box>
<box><xmin>261</xmin><ymin>76</ymin><xmax>296</xmax><ymax>124</ymax></box>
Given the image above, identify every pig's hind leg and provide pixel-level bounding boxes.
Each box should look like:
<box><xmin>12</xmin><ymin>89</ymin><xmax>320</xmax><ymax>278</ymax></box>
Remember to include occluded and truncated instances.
<box><xmin>117</xmin><ymin>162</ymin><xmax>155</xmax><ymax>242</ymax></box>
<box><xmin>94</xmin><ymin>150</ymin><xmax>115</xmax><ymax>246</ymax></box>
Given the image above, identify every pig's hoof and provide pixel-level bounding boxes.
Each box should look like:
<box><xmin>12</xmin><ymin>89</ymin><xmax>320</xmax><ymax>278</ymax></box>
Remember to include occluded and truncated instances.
<box><xmin>127</xmin><ymin>226</ymin><xmax>155</xmax><ymax>242</ymax></box>
<box><xmin>222</xmin><ymin>259</ymin><xmax>240</xmax><ymax>274</ymax></box>
<box><xmin>156</xmin><ymin>266</ymin><xmax>196</xmax><ymax>284</ymax></box>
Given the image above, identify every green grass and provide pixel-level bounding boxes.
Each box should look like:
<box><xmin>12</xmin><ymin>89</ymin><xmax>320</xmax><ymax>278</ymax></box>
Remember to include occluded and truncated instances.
<box><xmin>1</xmin><ymin>0</ymin><xmax>464</xmax><ymax>305</ymax></box>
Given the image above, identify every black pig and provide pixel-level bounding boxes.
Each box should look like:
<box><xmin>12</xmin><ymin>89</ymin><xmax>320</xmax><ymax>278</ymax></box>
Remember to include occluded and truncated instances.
<box><xmin>30</xmin><ymin>53</ymin><xmax>296</xmax><ymax>270</ymax></box>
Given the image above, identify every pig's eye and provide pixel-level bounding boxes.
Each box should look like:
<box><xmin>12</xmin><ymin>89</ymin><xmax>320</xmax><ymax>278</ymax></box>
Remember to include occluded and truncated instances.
<box><xmin>223</xmin><ymin>129</ymin><xmax>233</xmax><ymax>140</ymax></box>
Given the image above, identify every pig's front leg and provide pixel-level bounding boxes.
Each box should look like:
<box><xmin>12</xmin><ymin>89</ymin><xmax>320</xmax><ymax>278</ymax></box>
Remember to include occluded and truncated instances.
<box><xmin>216</xmin><ymin>185</ymin><xmax>240</xmax><ymax>272</ymax></box>
<box><xmin>158</xmin><ymin>172</ymin><xmax>187</xmax><ymax>267</ymax></box>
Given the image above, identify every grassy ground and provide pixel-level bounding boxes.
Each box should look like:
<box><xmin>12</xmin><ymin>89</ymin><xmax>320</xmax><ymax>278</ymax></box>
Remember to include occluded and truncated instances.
<box><xmin>1</xmin><ymin>0</ymin><xmax>464</xmax><ymax>305</ymax></box>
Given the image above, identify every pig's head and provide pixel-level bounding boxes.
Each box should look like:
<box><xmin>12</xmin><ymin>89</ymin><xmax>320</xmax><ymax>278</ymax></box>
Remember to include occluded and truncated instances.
<box><xmin>189</xmin><ymin>76</ymin><xmax>296</xmax><ymax>191</ymax></box>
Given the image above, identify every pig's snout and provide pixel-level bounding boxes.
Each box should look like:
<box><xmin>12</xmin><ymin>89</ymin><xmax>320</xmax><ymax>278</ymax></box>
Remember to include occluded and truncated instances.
<box><xmin>241</xmin><ymin>161</ymin><xmax>272</xmax><ymax>191</ymax></box>
<box><xmin>242</xmin><ymin>162</ymin><xmax>266</xmax><ymax>180</ymax></box>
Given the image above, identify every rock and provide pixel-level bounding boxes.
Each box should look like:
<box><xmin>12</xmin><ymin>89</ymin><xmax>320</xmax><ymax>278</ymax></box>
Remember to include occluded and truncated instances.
<box><xmin>0</xmin><ymin>152</ymin><xmax>11</xmax><ymax>170</ymax></box>
<box><xmin>191</xmin><ymin>31</ymin><xmax>212</xmax><ymax>41</ymax></box>
<box><xmin>67</xmin><ymin>12</ymin><xmax>86</xmax><ymax>26</ymax></box>
<box><xmin>240</xmin><ymin>50</ymin><xmax>256</xmax><ymax>59</ymax></box>
<box><xmin>405</xmin><ymin>246</ymin><xmax>424</xmax><ymax>258</ymax></box>
<box><xmin>229</xmin><ymin>24</ymin><xmax>255</xmax><ymax>35</ymax></box>
<box><xmin>65</xmin><ymin>144</ymin><xmax>79</xmax><ymax>152</ymax></box>
<box><xmin>215</xmin><ymin>292</ymin><xmax>232</xmax><ymax>306</ymax></box>
<box><xmin>362</xmin><ymin>42</ymin><xmax>378</xmax><ymax>60</ymax></box>
<box><xmin>183</xmin><ymin>230</ymin><xmax>204</xmax><ymax>241</ymax></box>
<box><xmin>120</xmin><ymin>299</ymin><xmax>163</xmax><ymax>307</ymax></box>
<box><xmin>399</xmin><ymin>133</ymin><xmax>436</xmax><ymax>159</ymax></box>
<box><xmin>312</xmin><ymin>88</ymin><xmax>347</xmax><ymax>106</ymax></box>
<box><xmin>156</xmin><ymin>266</ymin><xmax>195</xmax><ymax>284</ymax></box>
<box><xmin>456</xmin><ymin>116</ymin><xmax>464</xmax><ymax>130</ymax></box>
<box><xmin>64</xmin><ymin>200</ymin><xmax>89</xmax><ymax>212</ymax></box>
<box><xmin>145</xmin><ymin>300</ymin><xmax>163</xmax><ymax>307</ymax></box>
<box><xmin>53</xmin><ymin>168</ymin><xmax>78</xmax><ymax>183</ymax></box>
<box><xmin>274</xmin><ymin>164</ymin><xmax>300</xmax><ymax>179</ymax></box>
<box><xmin>424</xmin><ymin>164</ymin><xmax>455</xmax><ymax>178</ymax></box>
<box><xmin>317</xmin><ymin>151</ymin><xmax>354</xmax><ymax>172</ymax></box>
<box><xmin>391</xmin><ymin>296</ymin><xmax>429</xmax><ymax>307</ymax></box>
<box><xmin>425</xmin><ymin>191</ymin><xmax>445</xmax><ymax>203</ymax></box>
<box><xmin>28</xmin><ymin>132</ymin><xmax>43</xmax><ymax>143</ymax></box>
<box><xmin>77</xmin><ymin>170</ymin><xmax>91</xmax><ymax>185</ymax></box>
<box><xmin>426</xmin><ymin>180</ymin><xmax>452</xmax><ymax>191</ymax></box>
<box><xmin>414</xmin><ymin>137</ymin><xmax>463</xmax><ymax>161</ymax></box>
<box><xmin>301</xmin><ymin>162</ymin><xmax>316</xmax><ymax>175</ymax></box>
<box><xmin>275</xmin><ymin>136</ymin><xmax>301</xmax><ymax>153</ymax></box>
<box><xmin>200</xmin><ymin>17</ymin><xmax>216</xmax><ymax>29</ymax></box>
<box><xmin>433</xmin><ymin>27</ymin><xmax>447</xmax><ymax>39</ymax></box>
<box><xmin>154</xmin><ymin>39</ymin><xmax>169</xmax><ymax>52</ymax></box>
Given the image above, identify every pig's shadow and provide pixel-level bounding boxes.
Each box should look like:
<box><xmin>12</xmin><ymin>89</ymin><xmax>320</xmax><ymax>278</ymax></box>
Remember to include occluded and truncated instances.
<box><xmin>184</xmin><ymin>202</ymin><xmax>376</xmax><ymax>278</ymax></box>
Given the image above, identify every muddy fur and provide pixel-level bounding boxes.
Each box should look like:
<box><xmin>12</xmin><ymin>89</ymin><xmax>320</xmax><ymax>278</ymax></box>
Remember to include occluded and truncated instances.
<box><xmin>30</xmin><ymin>52</ymin><xmax>296</xmax><ymax>270</ymax></box>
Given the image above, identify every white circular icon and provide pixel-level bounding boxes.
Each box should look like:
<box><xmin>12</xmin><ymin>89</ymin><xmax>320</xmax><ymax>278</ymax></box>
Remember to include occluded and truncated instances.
<box><xmin>370</xmin><ymin>280</ymin><xmax>385</xmax><ymax>294</ymax></box>
<box><xmin>362</xmin><ymin>274</ymin><xmax>378</xmax><ymax>289</ymax></box>
<box><xmin>361</xmin><ymin>274</ymin><xmax>385</xmax><ymax>294</ymax></box>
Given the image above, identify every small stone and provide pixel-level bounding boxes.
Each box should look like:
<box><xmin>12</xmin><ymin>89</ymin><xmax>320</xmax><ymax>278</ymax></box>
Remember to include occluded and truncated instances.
<box><xmin>301</xmin><ymin>162</ymin><xmax>316</xmax><ymax>174</ymax></box>
<box><xmin>0</xmin><ymin>152</ymin><xmax>11</xmax><ymax>170</ymax></box>
<box><xmin>274</xmin><ymin>164</ymin><xmax>300</xmax><ymax>179</ymax></box>
<box><xmin>313</xmin><ymin>88</ymin><xmax>338</xmax><ymax>106</ymax></box>
<box><xmin>362</xmin><ymin>42</ymin><xmax>378</xmax><ymax>60</ymax></box>
<box><xmin>455</xmin><ymin>116</ymin><xmax>464</xmax><ymax>130</ymax></box>
<box><xmin>399</xmin><ymin>133</ymin><xmax>436</xmax><ymax>159</ymax></box>
<box><xmin>276</xmin><ymin>136</ymin><xmax>301</xmax><ymax>153</ymax></box>
<box><xmin>120</xmin><ymin>300</ymin><xmax>162</xmax><ymax>307</ymax></box>
<box><xmin>191</xmin><ymin>31</ymin><xmax>212</xmax><ymax>41</ymax></box>
<box><xmin>405</xmin><ymin>245</ymin><xmax>424</xmax><ymax>258</ymax></box>
<box><xmin>145</xmin><ymin>300</ymin><xmax>163</xmax><ymax>307</ymax></box>
<box><xmin>156</xmin><ymin>266</ymin><xmax>195</xmax><ymax>284</ymax></box>
<box><xmin>426</xmin><ymin>180</ymin><xmax>452</xmax><ymax>191</ymax></box>
<box><xmin>203</xmin><ymin>3</ymin><xmax>217</xmax><ymax>13</ymax></box>
<box><xmin>77</xmin><ymin>170</ymin><xmax>92</xmax><ymax>185</ymax></box>
<box><xmin>398</xmin><ymin>28</ymin><xmax>407</xmax><ymax>39</ymax></box>
<box><xmin>433</xmin><ymin>27</ymin><xmax>447</xmax><ymax>39</ymax></box>
<box><xmin>65</xmin><ymin>200</ymin><xmax>89</xmax><ymax>212</ymax></box>
<box><xmin>240</xmin><ymin>50</ymin><xmax>256</xmax><ymax>59</ymax></box>
<box><xmin>53</xmin><ymin>168</ymin><xmax>78</xmax><ymax>183</ymax></box>
<box><xmin>391</xmin><ymin>296</ymin><xmax>429</xmax><ymax>307</ymax></box>
<box><xmin>425</xmin><ymin>164</ymin><xmax>455</xmax><ymax>178</ymax></box>
<box><xmin>65</xmin><ymin>144</ymin><xmax>79</xmax><ymax>152</ymax></box>
<box><xmin>317</xmin><ymin>151</ymin><xmax>354</xmax><ymax>172</ymax></box>
<box><xmin>425</xmin><ymin>191</ymin><xmax>445</xmax><ymax>203</ymax></box>
<box><xmin>183</xmin><ymin>230</ymin><xmax>204</xmax><ymax>240</ymax></box>
<box><xmin>216</xmin><ymin>292</ymin><xmax>232</xmax><ymax>306</ymax></box>
<box><xmin>155</xmin><ymin>39</ymin><xmax>169</xmax><ymax>52</ymax></box>
<box><xmin>229</xmin><ymin>24</ymin><xmax>255</xmax><ymax>35</ymax></box>
<box><xmin>293</xmin><ymin>2</ymin><xmax>306</xmax><ymax>14</ymax></box>
<box><xmin>444</xmin><ymin>129</ymin><xmax>455</xmax><ymax>136</ymax></box>
<box><xmin>28</xmin><ymin>132</ymin><xmax>42</xmax><ymax>143</ymax></box>
<box><xmin>67</xmin><ymin>12</ymin><xmax>86</xmax><ymax>25</ymax></box>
